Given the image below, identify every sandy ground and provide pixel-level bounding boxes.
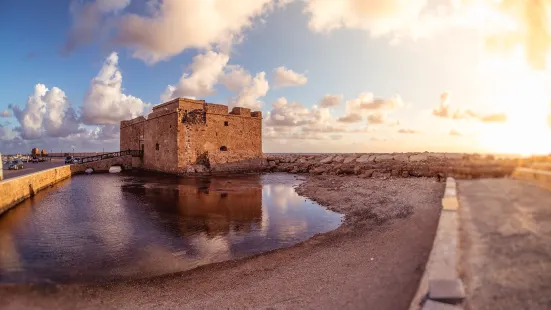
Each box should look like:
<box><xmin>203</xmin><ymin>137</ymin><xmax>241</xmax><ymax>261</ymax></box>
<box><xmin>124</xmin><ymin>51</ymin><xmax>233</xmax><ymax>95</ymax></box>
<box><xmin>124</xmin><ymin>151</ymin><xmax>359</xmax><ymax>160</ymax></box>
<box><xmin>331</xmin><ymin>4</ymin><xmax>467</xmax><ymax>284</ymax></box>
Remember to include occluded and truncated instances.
<box><xmin>1</xmin><ymin>158</ymin><xmax>66</xmax><ymax>180</ymax></box>
<box><xmin>459</xmin><ymin>179</ymin><xmax>551</xmax><ymax>310</ymax></box>
<box><xmin>0</xmin><ymin>175</ymin><xmax>443</xmax><ymax>310</ymax></box>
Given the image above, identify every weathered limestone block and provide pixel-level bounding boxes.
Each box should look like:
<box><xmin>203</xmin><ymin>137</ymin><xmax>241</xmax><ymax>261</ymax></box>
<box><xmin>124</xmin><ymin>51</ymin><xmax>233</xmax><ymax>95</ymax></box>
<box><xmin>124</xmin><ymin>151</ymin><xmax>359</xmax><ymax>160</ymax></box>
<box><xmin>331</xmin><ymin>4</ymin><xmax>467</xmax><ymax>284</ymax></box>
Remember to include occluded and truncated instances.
<box><xmin>320</xmin><ymin>155</ymin><xmax>334</xmax><ymax>164</ymax></box>
<box><xmin>393</xmin><ymin>154</ymin><xmax>409</xmax><ymax>162</ymax></box>
<box><xmin>343</xmin><ymin>155</ymin><xmax>358</xmax><ymax>164</ymax></box>
<box><xmin>445</xmin><ymin>153</ymin><xmax>464</xmax><ymax>160</ymax></box>
<box><xmin>333</xmin><ymin>155</ymin><xmax>345</xmax><ymax>163</ymax></box>
<box><xmin>356</xmin><ymin>154</ymin><xmax>372</xmax><ymax>163</ymax></box>
<box><xmin>193</xmin><ymin>165</ymin><xmax>208</xmax><ymax>173</ymax></box>
<box><xmin>362</xmin><ymin>169</ymin><xmax>375</xmax><ymax>178</ymax></box>
<box><xmin>372</xmin><ymin>170</ymin><xmax>391</xmax><ymax>179</ymax></box>
<box><xmin>337</xmin><ymin>165</ymin><xmax>355</xmax><ymax>175</ymax></box>
<box><xmin>409</xmin><ymin>154</ymin><xmax>428</xmax><ymax>162</ymax></box>
<box><xmin>311</xmin><ymin>166</ymin><xmax>328</xmax><ymax>175</ymax></box>
<box><xmin>374</xmin><ymin>154</ymin><xmax>393</xmax><ymax>162</ymax></box>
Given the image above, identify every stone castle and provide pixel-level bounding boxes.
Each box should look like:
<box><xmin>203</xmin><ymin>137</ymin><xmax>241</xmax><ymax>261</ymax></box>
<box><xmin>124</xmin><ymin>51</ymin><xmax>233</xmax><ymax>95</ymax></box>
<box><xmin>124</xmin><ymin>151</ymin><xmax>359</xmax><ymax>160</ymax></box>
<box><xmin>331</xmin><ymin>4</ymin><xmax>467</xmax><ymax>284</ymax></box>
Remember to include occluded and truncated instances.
<box><xmin>120</xmin><ymin>98</ymin><xmax>264</xmax><ymax>174</ymax></box>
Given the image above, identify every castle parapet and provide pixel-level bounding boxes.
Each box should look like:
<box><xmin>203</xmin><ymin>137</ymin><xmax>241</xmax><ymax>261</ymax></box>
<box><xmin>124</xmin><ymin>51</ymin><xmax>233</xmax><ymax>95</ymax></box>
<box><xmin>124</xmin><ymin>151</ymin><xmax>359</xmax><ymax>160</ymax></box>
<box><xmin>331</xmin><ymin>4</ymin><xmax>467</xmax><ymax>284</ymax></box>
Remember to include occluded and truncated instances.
<box><xmin>120</xmin><ymin>116</ymin><xmax>146</xmax><ymax>129</ymax></box>
<box><xmin>205</xmin><ymin>103</ymin><xmax>229</xmax><ymax>115</ymax></box>
<box><xmin>230</xmin><ymin>107</ymin><xmax>251</xmax><ymax>117</ymax></box>
<box><xmin>251</xmin><ymin>111</ymin><xmax>262</xmax><ymax>118</ymax></box>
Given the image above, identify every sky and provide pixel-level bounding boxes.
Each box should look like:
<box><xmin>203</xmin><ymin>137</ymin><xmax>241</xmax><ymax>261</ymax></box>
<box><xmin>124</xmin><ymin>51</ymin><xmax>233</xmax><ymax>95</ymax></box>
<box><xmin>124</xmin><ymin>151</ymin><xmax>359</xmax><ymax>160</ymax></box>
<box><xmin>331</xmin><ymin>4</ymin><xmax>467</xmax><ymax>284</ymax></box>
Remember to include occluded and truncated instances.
<box><xmin>1</xmin><ymin>0</ymin><xmax>551</xmax><ymax>155</ymax></box>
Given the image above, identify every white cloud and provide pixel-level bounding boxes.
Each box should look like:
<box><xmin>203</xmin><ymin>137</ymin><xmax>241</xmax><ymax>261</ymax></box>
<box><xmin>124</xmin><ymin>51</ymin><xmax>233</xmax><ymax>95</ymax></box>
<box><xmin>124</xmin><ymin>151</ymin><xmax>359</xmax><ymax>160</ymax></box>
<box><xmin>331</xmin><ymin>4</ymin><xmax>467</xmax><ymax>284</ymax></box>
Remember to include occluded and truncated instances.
<box><xmin>273</xmin><ymin>66</ymin><xmax>308</xmax><ymax>88</ymax></box>
<box><xmin>229</xmin><ymin>71</ymin><xmax>269</xmax><ymax>110</ymax></box>
<box><xmin>338</xmin><ymin>92</ymin><xmax>403</xmax><ymax>124</ymax></box>
<box><xmin>265</xmin><ymin>97</ymin><xmax>312</xmax><ymax>127</ymax></box>
<box><xmin>264</xmin><ymin>96</ymin><xmax>370</xmax><ymax>141</ymax></box>
<box><xmin>63</xmin><ymin>0</ymin><xmax>130</xmax><ymax>54</ymax></box>
<box><xmin>432</xmin><ymin>91</ymin><xmax>507</xmax><ymax>123</ymax></box>
<box><xmin>318</xmin><ymin>94</ymin><xmax>342</xmax><ymax>108</ymax></box>
<box><xmin>161</xmin><ymin>51</ymin><xmax>230</xmax><ymax>102</ymax></box>
<box><xmin>0</xmin><ymin>110</ymin><xmax>11</xmax><ymax>118</ymax></box>
<box><xmin>219</xmin><ymin>65</ymin><xmax>252</xmax><ymax>93</ymax></box>
<box><xmin>0</xmin><ymin>123</ymin><xmax>16</xmax><ymax>141</ymax></box>
<box><xmin>304</xmin><ymin>0</ymin><xmax>428</xmax><ymax>36</ymax></box>
<box><xmin>11</xmin><ymin>84</ymin><xmax>81</xmax><ymax>139</ymax></box>
<box><xmin>113</xmin><ymin>0</ymin><xmax>289</xmax><ymax>64</ymax></box>
<box><xmin>81</xmin><ymin>52</ymin><xmax>149</xmax><ymax>125</ymax></box>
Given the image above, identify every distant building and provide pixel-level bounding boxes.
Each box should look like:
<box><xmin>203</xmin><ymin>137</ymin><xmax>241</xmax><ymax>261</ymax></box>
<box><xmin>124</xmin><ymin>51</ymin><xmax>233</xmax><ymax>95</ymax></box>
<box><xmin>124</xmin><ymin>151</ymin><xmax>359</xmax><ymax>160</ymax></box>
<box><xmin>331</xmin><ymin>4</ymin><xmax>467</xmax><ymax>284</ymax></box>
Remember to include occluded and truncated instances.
<box><xmin>120</xmin><ymin>98</ymin><xmax>263</xmax><ymax>174</ymax></box>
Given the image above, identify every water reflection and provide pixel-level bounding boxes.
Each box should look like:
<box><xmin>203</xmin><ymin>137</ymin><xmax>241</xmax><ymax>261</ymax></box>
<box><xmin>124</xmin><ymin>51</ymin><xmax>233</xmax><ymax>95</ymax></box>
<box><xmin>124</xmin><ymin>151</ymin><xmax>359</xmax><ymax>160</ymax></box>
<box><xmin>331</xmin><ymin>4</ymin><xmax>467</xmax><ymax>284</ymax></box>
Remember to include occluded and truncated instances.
<box><xmin>0</xmin><ymin>172</ymin><xmax>342</xmax><ymax>284</ymax></box>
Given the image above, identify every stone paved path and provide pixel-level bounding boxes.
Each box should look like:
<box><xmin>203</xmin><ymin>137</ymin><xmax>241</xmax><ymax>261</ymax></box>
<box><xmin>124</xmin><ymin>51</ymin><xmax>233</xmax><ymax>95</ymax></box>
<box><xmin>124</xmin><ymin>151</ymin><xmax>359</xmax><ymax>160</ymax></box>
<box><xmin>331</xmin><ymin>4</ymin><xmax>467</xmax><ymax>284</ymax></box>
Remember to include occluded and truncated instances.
<box><xmin>458</xmin><ymin>178</ymin><xmax>551</xmax><ymax>310</ymax></box>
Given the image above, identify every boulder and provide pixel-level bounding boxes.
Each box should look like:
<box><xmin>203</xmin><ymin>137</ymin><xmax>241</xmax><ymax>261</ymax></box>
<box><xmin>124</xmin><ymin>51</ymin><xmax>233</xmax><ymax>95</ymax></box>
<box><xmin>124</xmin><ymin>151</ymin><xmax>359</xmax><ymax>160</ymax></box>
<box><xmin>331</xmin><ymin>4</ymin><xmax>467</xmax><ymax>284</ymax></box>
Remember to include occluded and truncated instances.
<box><xmin>363</xmin><ymin>169</ymin><xmax>375</xmax><ymax>178</ymax></box>
<box><xmin>343</xmin><ymin>155</ymin><xmax>358</xmax><ymax>164</ymax></box>
<box><xmin>445</xmin><ymin>153</ymin><xmax>465</xmax><ymax>160</ymax></box>
<box><xmin>401</xmin><ymin>170</ymin><xmax>409</xmax><ymax>178</ymax></box>
<box><xmin>268</xmin><ymin>161</ymin><xmax>277</xmax><ymax>167</ymax></box>
<box><xmin>409</xmin><ymin>154</ymin><xmax>428</xmax><ymax>162</ymax></box>
<box><xmin>374</xmin><ymin>154</ymin><xmax>393</xmax><ymax>162</ymax></box>
<box><xmin>333</xmin><ymin>155</ymin><xmax>345</xmax><ymax>163</ymax></box>
<box><xmin>185</xmin><ymin>165</ymin><xmax>196</xmax><ymax>173</ymax></box>
<box><xmin>311</xmin><ymin>166</ymin><xmax>328</xmax><ymax>175</ymax></box>
<box><xmin>194</xmin><ymin>165</ymin><xmax>208</xmax><ymax>173</ymax></box>
<box><xmin>356</xmin><ymin>155</ymin><xmax>372</xmax><ymax>163</ymax></box>
<box><xmin>393</xmin><ymin>154</ymin><xmax>409</xmax><ymax>162</ymax></box>
<box><xmin>320</xmin><ymin>155</ymin><xmax>334</xmax><ymax>164</ymax></box>
<box><xmin>373</xmin><ymin>171</ymin><xmax>391</xmax><ymax>179</ymax></box>
<box><xmin>354</xmin><ymin>165</ymin><xmax>363</xmax><ymax>175</ymax></box>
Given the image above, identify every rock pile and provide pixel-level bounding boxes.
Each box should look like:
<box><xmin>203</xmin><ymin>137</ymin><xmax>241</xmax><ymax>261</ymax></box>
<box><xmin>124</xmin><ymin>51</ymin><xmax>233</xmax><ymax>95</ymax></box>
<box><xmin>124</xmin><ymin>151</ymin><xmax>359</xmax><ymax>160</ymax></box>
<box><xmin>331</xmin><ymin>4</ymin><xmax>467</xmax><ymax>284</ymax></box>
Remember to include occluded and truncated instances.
<box><xmin>266</xmin><ymin>153</ymin><xmax>521</xmax><ymax>180</ymax></box>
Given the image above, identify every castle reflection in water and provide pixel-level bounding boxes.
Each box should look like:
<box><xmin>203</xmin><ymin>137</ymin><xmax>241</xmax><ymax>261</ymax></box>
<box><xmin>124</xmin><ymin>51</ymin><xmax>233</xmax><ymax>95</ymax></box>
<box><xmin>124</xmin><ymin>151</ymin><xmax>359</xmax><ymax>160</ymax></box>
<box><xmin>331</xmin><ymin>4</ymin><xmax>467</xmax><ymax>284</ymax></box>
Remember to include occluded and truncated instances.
<box><xmin>0</xmin><ymin>172</ymin><xmax>341</xmax><ymax>283</ymax></box>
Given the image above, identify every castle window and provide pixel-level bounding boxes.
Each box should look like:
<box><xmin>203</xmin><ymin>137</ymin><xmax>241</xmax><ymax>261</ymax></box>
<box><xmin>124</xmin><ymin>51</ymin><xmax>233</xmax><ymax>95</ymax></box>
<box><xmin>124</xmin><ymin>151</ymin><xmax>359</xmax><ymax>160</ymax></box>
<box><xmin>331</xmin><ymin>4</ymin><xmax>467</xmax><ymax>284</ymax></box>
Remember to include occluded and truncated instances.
<box><xmin>220</xmin><ymin>146</ymin><xmax>228</xmax><ymax>151</ymax></box>
<box><xmin>156</xmin><ymin>143</ymin><xmax>159</xmax><ymax>151</ymax></box>
<box><xmin>224</xmin><ymin>121</ymin><xmax>229</xmax><ymax>126</ymax></box>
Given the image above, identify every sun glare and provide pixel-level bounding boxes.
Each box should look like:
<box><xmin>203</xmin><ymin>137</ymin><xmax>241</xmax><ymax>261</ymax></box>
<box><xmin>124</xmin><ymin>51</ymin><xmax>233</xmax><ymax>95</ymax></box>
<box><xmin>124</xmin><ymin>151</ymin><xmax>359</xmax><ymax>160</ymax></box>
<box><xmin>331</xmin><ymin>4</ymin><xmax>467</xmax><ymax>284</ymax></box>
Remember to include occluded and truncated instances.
<box><xmin>477</xmin><ymin>49</ymin><xmax>551</xmax><ymax>155</ymax></box>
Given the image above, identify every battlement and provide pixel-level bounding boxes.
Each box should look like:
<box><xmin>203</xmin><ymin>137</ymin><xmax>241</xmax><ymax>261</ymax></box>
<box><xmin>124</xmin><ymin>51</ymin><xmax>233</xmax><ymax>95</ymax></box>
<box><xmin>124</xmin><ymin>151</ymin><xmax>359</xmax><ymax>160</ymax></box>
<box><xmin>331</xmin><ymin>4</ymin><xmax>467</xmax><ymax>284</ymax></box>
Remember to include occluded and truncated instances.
<box><xmin>120</xmin><ymin>116</ymin><xmax>146</xmax><ymax>128</ymax></box>
<box><xmin>205</xmin><ymin>103</ymin><xmax>229</xmax><ymax>115</ymax></box>
<box><xmin>230</xmin><ymin>107</ymin><xmax>251</xmax><ymax>117</ymax></box>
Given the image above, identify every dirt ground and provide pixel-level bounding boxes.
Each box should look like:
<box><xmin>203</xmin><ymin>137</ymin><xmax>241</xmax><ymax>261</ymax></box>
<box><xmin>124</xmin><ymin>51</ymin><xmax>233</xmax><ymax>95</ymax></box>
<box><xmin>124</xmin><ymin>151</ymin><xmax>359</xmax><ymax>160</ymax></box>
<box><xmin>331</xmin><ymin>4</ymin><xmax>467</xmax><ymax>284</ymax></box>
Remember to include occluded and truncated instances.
<box><xmin>0</xmin><ymin>175</ymin><xmax>444</xmax><ymax>310</ymax></box>
<box><xmin>459</xmin><ymin>179</ymin><xmax>551</xmax><ymax>310</ymax></box>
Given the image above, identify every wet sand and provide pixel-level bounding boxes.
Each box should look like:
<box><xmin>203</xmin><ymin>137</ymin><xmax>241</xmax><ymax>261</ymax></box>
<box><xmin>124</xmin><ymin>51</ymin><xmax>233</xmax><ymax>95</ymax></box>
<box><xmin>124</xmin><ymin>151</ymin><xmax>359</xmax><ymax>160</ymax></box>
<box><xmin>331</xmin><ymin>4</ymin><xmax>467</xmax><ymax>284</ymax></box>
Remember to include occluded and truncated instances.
<box><xmin>0</xmin><ymin>175</ymin><xmax>444</xmax><ymax>310</ymax></box>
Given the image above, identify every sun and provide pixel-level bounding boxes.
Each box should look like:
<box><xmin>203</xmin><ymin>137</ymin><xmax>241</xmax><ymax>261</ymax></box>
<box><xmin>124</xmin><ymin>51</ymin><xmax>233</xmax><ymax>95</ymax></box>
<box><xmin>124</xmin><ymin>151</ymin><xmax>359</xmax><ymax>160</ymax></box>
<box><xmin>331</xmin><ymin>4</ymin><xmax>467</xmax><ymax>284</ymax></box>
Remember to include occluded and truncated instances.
<box><xmin>477</xmin><ymin>49</ymin><xmax>551</xmax><ymax>156</ymax></box>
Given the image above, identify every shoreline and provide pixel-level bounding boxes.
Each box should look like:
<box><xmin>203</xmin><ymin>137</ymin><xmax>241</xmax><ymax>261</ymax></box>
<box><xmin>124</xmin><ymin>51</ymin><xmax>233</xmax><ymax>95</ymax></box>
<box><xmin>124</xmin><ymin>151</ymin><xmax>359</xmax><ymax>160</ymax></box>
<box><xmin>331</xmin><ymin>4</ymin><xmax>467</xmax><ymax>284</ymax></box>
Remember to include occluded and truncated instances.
<box><xmin>1</xmin><ymin>174</ymin><xmax>444</xmax><ymax>309</ymax></box>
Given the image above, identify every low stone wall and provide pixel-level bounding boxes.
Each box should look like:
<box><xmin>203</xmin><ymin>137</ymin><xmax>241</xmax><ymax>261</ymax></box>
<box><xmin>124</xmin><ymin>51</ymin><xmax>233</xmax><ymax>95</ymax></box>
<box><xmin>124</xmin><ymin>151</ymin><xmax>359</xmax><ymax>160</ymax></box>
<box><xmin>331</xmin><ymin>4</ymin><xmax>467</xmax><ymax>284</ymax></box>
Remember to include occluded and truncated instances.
<box><xmin>71</xmin><ymin>155</ymin><xmax>133</xmax><ymax>173</ymax></box>
<box><xmin>0</xmin><ymin>165</ymin><xmax>73</xmax><ymax>215</ymax></box>
<box><xmin>266</xmin><ymin>153</ymin><xmax>523</xmax><ymax>179</ymax></box>
<box><xmin>0</xmin><ymin>156</ymin><xmax>135</xmax><ymax>216</ymax></box>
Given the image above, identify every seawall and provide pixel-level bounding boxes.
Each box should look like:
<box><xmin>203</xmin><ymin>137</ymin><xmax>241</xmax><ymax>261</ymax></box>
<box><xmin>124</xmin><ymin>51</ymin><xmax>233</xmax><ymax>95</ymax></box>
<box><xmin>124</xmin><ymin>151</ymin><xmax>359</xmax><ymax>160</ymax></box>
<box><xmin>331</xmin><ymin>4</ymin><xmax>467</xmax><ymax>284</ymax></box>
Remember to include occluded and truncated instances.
<box><xmin>0</xmin><ymin>155</ymin><xmax>135</xmax><ymax>216</ymax></box>
<box><xmin>265</xmin><ymin>153</ymin><xmax>532</xmax><ymax>179</ymax></box>
<box><xmin>0</xmin><ymin>165</ymin><xmax>73</xmax><ymax>215</ymax></box>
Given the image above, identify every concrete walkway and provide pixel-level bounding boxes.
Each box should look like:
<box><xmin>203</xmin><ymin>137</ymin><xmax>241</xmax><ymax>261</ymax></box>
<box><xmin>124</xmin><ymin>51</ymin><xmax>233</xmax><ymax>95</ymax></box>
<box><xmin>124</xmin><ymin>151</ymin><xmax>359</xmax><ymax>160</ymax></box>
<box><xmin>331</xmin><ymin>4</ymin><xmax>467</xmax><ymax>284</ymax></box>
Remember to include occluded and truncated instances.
<box><xmin>458</xmin><ymin>178</ymin><xmax>551</xmax><ymax>310</ymax></box>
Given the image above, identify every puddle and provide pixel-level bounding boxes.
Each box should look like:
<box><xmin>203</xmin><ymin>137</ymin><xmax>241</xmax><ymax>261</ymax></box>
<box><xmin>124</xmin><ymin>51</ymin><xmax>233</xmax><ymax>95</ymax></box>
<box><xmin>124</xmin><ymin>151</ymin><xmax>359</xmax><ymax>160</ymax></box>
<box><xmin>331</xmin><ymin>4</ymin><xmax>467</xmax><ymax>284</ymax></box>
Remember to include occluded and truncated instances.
<box><xmin>0</xmin><ymin>172</ymin><xmax>342</xmax><ymax>283</ymax></box>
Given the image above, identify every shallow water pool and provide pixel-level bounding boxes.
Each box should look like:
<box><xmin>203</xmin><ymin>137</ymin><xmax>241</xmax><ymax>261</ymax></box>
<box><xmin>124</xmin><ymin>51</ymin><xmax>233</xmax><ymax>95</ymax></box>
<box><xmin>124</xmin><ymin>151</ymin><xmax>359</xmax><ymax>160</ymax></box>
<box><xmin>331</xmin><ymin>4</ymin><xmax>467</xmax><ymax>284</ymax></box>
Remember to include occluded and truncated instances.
<box><xmin>0</xmin><ymin>172</ymin><xmax>342</xmax><ymax>283</ymax></box>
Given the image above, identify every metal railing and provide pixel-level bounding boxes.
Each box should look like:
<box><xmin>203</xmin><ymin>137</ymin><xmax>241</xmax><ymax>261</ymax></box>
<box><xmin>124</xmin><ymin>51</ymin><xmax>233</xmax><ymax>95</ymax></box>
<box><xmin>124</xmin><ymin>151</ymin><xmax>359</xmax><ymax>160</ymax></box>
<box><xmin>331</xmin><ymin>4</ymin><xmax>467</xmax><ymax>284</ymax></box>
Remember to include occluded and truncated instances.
<box><xmin>79</xmin><ymin>150</ymin><xmax>143</xmax><ymax>164</ymax></box>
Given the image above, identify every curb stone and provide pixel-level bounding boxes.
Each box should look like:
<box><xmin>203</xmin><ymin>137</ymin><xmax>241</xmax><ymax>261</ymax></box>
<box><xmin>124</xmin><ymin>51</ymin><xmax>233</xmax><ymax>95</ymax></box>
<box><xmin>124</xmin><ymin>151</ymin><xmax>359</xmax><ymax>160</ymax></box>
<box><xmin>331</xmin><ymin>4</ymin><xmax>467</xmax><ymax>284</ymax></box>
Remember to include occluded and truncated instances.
<box><xmin>409</xmin><ymin>177</ymin><xmax>465</xmax><ymax>310</ymax></box>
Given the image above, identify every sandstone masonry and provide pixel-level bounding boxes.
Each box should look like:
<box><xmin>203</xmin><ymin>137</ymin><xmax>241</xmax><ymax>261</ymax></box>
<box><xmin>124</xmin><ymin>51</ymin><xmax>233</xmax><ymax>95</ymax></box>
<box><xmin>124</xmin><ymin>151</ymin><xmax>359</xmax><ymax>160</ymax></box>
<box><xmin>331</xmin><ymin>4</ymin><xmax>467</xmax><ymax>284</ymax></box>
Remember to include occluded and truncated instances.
<box><xmin>120</xmin><ymin>98</ymin><xmax>264</xmax><ymax>174</ymax></box>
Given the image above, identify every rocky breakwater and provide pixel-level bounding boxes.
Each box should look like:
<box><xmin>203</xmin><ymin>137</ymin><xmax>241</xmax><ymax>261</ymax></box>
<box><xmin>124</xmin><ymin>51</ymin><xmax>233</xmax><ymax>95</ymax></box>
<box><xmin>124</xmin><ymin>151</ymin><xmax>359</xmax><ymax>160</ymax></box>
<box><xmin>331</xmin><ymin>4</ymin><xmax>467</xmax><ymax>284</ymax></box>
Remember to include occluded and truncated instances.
<box><xmin>266</xmin><ymin>153</ymin><xmax>519</xmax><ymax>180</ymax></box>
